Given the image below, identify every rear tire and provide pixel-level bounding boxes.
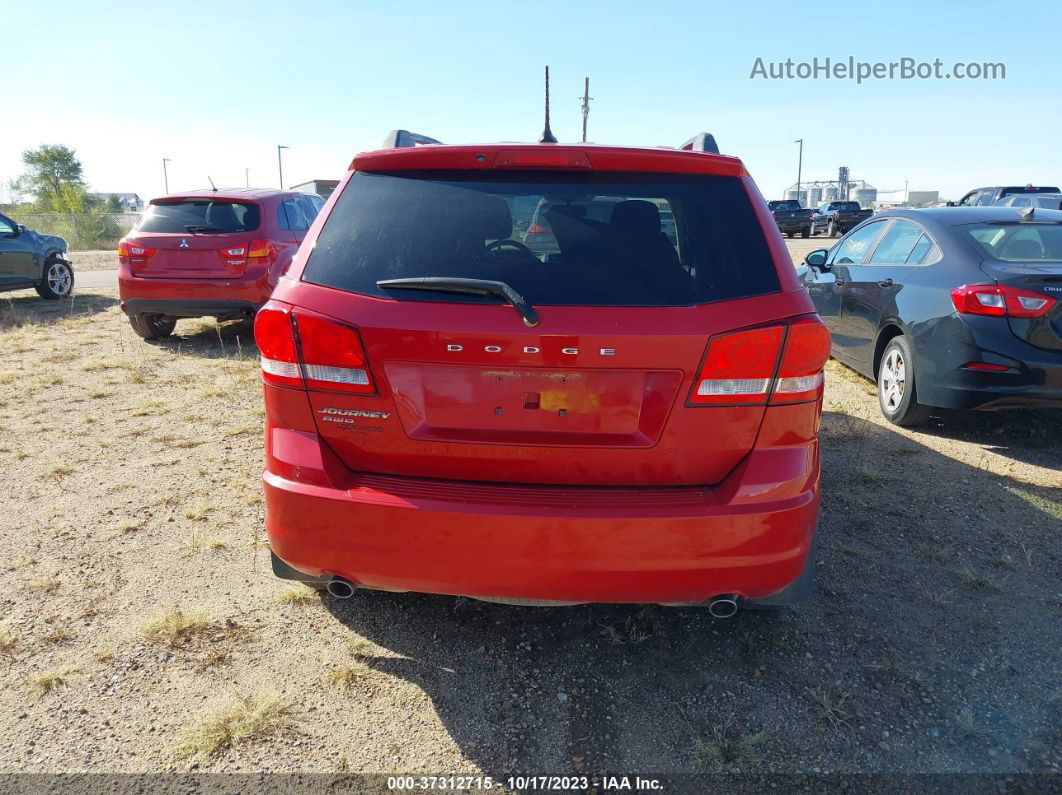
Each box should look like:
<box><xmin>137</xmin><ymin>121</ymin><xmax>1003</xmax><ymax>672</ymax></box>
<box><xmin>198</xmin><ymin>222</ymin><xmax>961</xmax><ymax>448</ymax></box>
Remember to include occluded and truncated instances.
<box><xmin>828</xmin><ymin>220</ymin><xmax>838</xmax><ymax>237</ymax></box>
<box><xmin>877</xmin><ymin>336</ymin><xmax>932</xmax><ymax>427</ymax></box>
<box><xmin>35</xmin><ymin>258</ymin><xmax>74</xmax><ymax>299</ymax></box>
<box><xmin>801</xmin><ymin>227</ymin><xmax>811</xmax><ymax>239</ymax></box>
<box><xmin>786</xmin><ymin>231</ymin><xmax>794</xmax><ymax>238</ymax></box>
<box><xmin>128</xmin><ymin>313</ymin><xmax>177</xmax><ymax>341</ymax></box>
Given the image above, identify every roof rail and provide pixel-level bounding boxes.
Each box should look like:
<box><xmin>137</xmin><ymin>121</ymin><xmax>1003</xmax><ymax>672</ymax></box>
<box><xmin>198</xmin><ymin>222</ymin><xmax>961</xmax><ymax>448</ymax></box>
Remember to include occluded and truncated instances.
<box><xmin>382</xmin><ymin>130</ymin><xmax>444</xmax><ymax>149</ymax></box>
<box><xmin>679</xmin><ymin>133</ymin><xmax>720</xmax><ymax>154</ymax></box>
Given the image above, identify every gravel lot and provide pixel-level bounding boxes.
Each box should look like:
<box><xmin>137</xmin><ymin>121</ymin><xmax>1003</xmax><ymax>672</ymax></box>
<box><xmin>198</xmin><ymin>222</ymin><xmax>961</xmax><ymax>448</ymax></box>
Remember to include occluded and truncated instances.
<box><xmin>69</xmin><ymin>251</ymin><xmax>118</xmax><ymax>272</ymax></box>
<box><xmin>0</xmin><ymin>241</ymin><xmax>1059</xmax><ymax>780</ymax></box>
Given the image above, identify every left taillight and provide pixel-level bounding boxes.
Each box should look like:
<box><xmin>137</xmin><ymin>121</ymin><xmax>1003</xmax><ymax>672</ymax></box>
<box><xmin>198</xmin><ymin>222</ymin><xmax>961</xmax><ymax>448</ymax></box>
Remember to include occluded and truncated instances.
<box><xmin>117</xmin><ymin>238</ymin><xmax>156</xmax><ymax>269</ymax></box>
<box><xmin>254</xmin><ymin>302</ymin><xmax>375</xmax><ymax>394</ymax></box>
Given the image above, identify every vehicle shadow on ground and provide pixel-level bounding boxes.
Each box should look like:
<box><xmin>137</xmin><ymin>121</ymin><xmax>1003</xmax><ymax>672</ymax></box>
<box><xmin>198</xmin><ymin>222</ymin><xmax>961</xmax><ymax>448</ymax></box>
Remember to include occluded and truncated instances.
<box><xmin>913</xmin><ymin>408</ymin><xmax>1061</xmax><ymax>469</ymax></box>
<box><xmin>0</xmin><ymin>292</ymin><xmax>118</xmax><ymax>331</ymax></box>
<box><xmin>318</xmin><ymin>409</ymin><xmax>1062</xmax><ymax>776</ymax></box>
<box><xmin>152</xmin><ymin>318</ymin><xmax>258</xmax><ymax>360</ymax></box>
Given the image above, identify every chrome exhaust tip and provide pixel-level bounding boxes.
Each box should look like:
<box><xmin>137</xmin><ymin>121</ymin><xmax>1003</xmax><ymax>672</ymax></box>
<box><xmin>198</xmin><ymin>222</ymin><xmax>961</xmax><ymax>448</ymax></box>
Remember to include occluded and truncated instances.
<box><xmin>707</xmin><ymin>595</ymin><xmax>739</xmax><ymax>619</ymax></box>
<box><xmin>326</xmin><ymin>577</ymin><xmax>356</xmax><ymax>599</ymax></box>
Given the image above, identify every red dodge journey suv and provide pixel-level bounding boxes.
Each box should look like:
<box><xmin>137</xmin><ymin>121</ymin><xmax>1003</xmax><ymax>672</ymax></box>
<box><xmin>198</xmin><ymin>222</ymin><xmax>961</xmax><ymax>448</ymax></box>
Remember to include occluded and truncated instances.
<box><xmin>118</xmin><ymin>189</ymin><xmax>321</xmax><ymax>340</ymax></box>
<box><xmin>257</xmin><ymin>133</ymin><xmax>830</xmax><ymax>614</ymax></box>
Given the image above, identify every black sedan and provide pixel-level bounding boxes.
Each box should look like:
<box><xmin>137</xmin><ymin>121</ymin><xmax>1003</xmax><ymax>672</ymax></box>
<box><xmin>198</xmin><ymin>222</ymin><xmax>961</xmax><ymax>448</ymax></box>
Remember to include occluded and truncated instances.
<box><xmin>797</xmin><ymin>207</ymin><xmax>1062</xmax><ymax>426</ymax></box>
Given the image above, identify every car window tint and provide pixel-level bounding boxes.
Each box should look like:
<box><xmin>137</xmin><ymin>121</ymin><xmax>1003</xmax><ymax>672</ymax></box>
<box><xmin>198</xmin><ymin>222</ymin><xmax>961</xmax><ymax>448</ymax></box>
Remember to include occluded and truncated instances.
<box><xmin>0</xmin><ymin>215</ymin><xmax>14</xmax><ymax>235</ymax></box>
<box><xmin>137</xmin><ymin>201</ymin><xmax>261</xmax><ymax>233</ymax></box>
<box><xmin>965</xmin><ymin>223</ymin><xmax>1062</xmax><ymax>260</ymax></box>
<box><xmin>278</xmin><ymin>198</ymin><xmax>312</xmax><ymax>232</ymax></box>
<box><xmin>831</xmin><ymin>221</ymin><xmax>885</xmax><ymax>264</ymax></box>
<box><xmin>905</xmin><ymin>234</ymin><xmax>935</xmax><ymax>264</ymax></box>
<box><xmin>303</xmin><ymin>171</ymin><xmax>781</xmax><ymax>307</ymax></box>
<box><xmin>870</xmin><ymin>220</ymin><xmax>924</xmax><ymax>264</ymax></box>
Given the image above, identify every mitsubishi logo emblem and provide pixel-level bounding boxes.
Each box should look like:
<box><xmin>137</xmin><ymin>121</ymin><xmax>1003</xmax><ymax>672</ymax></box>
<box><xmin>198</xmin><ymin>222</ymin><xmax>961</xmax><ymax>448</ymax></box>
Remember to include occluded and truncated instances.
<box><xmin>179</xmin><ymin>238</ymin><xmax>190</xmax><ymax>248</ymax></box>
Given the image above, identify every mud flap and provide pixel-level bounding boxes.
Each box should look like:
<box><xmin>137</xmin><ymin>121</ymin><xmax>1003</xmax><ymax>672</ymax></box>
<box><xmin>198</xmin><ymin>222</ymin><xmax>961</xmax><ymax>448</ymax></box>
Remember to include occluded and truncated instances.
<box><xmin>742</xmin><ymin>534</ymin><xmax>818</xmax><ymax>609</ymax></box>
<box><xmin>271</xmin><ymin>550</ymin><xmax>329</xmax><ymax>587</ymax></box>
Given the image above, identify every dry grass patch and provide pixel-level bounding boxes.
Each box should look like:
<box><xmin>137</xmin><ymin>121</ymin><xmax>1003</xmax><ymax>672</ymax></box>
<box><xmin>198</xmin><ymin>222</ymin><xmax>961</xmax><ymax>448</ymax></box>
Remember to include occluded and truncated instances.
<box><xmin>0</xmin><ymin>625</ymin><xmax>18</xmax><ymax>656</ymax></box>
<box><xmin>132</xmin><ymin>398</ymin><xmax>173</xmax><ymax>417</ymax></box>
<box><xmin>28</xmin><ymin>577</ymin><xmax>60</xmax><ymax>594</ymax></box>
<box><xmin>695</xmin><ymin>714</ymin><xmax>768</xmax><ymax>769</ymax></box>
<box><xmin>327</xmin><ymin>662</ymin><xmax>379</xmax><ymax>691</ymax></box>
<box><xmin>278</xmin><ymin>586</ymin><xmax>319</xmax><ymax>606</ymax></box>
<box><xmin>30</xmin><ymin>667</ymin><xmax>77</xmax><ymax>695</ymax></box>
<box><xmin>4</xmin><ymin>556</ymin><xmax>37</xmax><ymax>571</ymax></box>
<box><xmin>805</xmin><ymin>684</ymin><xmax>852</xmax><ymax>727</ymax></box>
<box><xmin>176</xmin><ymin>695</ymin><xmax>294</xmax><ymax>760</ymax></box>
<box><xmin>42</xmin><ymin>628</ymin><xmax>72</xmax><ymax>645</ymax></box>
<box><xmin>39</xmin><ymin>463</ymin><xmax>73</xmax><ymax>481</ymax></box>
<box><xmin>142</xmin><ymin>610</ymin><xmax>214</xmax><ymax>647</ymax></box>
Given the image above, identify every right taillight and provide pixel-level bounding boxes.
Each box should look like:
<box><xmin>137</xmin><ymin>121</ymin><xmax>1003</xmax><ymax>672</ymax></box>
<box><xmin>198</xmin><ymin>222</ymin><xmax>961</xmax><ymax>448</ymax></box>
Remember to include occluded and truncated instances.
<box><xmin>950</xmin><ymin>285</ymin><xmax>1056</xmax><ymax>319</ymax></box>
<box><xmin>253</xmin><ymin>302</ymin><xmax>375</xmax><ymax>393</ymax></box>
<box><xmin>771</xmin><ymin>316</ymin><xmax>832</xmax><ymax>404</ymax></box>
<box><xmin>254</xmin><ymin>302</ymin><xmax>302</xmax><ymax>388</ymax></box>
<box><xmin>689</xmin><ymin>316</ymin><xmax>830</xmax><ymax>406</ymax></box>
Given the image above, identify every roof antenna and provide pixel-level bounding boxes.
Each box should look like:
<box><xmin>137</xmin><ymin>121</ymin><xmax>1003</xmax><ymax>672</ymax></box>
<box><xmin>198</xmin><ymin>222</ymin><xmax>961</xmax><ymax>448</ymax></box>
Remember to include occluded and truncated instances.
<box><xmin>207</xmin><ymin>176</ymin><xmax>217</xmax><ymax>192</ymax></box>
<box><xmin>539</xmin><ymin>66</ymin><xmax>557</xmax><ymax>143</ymax></box>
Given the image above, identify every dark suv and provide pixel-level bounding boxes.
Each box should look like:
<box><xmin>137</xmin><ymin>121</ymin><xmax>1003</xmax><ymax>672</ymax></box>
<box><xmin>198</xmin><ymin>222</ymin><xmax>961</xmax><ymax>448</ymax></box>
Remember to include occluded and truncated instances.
<box><xmin>256</xmin><ymin>133</ymin><xmax>830</xmax><ymax>612</ymax></box>
<box><xmin>0</xmin><ymin>212</ymin><xmax>74</xmax><ymax>299</ymax></box>
<box><xmin>118</xmin><ymin>189</ymin><xmax>321</xmax><ymax>340</ymax></box>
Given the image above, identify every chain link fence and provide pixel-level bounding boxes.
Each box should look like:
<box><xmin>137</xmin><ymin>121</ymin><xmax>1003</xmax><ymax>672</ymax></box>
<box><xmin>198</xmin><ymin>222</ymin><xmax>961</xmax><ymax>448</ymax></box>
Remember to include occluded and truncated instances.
<box><xmin>15</xmin><ymin>212</ymin><xmax>140</xmax><ymax>250</ymax></box>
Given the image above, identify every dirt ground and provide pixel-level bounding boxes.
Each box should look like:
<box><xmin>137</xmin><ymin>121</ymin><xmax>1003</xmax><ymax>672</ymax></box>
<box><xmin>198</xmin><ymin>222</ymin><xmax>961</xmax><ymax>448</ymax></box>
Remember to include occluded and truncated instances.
<box><xmin>69</xmin><ymin>251</ymin><xmax>118</xmax><ymax>272</ymax></box>
<box><xmin>0</xmin><ymin>263</ymin><xmax>1059</xmax><ymax>782</ymax></box>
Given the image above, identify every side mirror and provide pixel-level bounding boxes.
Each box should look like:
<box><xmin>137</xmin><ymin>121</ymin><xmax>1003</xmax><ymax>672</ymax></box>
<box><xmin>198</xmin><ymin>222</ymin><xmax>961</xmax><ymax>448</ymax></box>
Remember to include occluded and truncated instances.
<box><xmin>15</xmin><ymin>224</ymin><xmax>25</xmax><ymax>236</ymax></box>
<box><xmin>805</xmin><ymin>249</ymin><xmax>829</xmax><ymax>268</ymax></box>
<box><xmin>946</xmin><ymin>201</ymin><xmax>956</xmax><ymax>207</ymax></box>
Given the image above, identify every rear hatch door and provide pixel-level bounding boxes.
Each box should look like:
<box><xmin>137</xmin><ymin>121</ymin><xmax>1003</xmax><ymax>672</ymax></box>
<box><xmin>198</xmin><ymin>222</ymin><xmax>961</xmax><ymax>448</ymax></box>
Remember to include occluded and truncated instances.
<box><xmin>289</xmin><ymin>167</ymin><xmax>802</xmax><ymax>486</ymax></box>
<box><xmin>130</xmin><ymin>198</ymin><xmax>262</xmax><ymax>279</ymax></box>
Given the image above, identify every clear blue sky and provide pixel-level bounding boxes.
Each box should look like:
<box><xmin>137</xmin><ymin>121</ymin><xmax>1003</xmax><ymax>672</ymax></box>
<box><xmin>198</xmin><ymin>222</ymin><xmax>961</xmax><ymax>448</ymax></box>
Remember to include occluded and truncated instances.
<box><xmin>4</xmin><ymin>0</ymin><xmax>1060</xmax><ymax>203</ymax></box>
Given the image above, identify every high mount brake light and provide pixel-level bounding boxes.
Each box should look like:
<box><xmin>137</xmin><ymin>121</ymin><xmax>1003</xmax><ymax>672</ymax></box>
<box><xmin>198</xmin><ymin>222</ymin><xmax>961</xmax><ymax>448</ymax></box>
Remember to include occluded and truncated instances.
<box><xmin>950</xmin><ymin>285</ymin><xmax>1055</xmax><ymax>318</ymax></box>
<box><xmin>689</xmin><ymin>317</ymin><xmax>830</xmax><ymax>406</ymax></box>
<box><xmin>254</xmin><ymin>303</ymin><xmax>374</xmax><ymax>393</ymax></box>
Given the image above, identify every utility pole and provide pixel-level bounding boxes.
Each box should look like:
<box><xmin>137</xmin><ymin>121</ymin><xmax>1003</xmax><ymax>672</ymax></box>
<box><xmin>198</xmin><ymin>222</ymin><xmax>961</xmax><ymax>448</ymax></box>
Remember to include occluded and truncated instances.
<box><xmin>245</xmin><ymin>168</ymin><xmax>250</xmax><ymax>188</ymax></box>
<box><xmin>162</xmin><ymin>157</ymin><xmax>171</xmax><ymax>194</ymax></box>
<box><xmin>580</xmin><ymin>77</ymin><xmax>593</xmax><ymax>143</ymax></box>
<box><xmin>904</xmin><ymin>179</ymin><xmax>909</xmax><ymax>206</ymax></box>
<box><xmin>794</xmin><ymin>139</ymin><xmax>803</xmax><ymax>204</ymax></box>
<box><xmin>277</xmin><ymin>145</ymin><xmax>289</xmax><ymax>189</ymax></box>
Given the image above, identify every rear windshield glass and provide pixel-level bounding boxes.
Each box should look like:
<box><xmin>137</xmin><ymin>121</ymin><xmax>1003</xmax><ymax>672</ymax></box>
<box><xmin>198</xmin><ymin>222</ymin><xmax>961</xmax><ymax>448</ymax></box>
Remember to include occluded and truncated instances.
<box><xmin>965</xmin><ymin>223</ymin><xmax>1062</xmax><ymax>261</ymax></box>
<box><xmin>136</xmin><ymin>200</ymin><xmax>261</xmax><ymax>234</ymax></box>
<box><xmin>302</xmin><ymin>171</ymin><xmax>780</xmax><ymax>307</ymax></box>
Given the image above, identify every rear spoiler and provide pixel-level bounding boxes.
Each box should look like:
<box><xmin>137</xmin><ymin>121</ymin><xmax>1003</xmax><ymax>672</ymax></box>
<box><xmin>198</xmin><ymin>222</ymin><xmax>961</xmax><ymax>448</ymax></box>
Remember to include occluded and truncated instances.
<box><xmin>382</xmin><ymin>130</ymin><xmax>444</xmax><ymax>149</ymax></box>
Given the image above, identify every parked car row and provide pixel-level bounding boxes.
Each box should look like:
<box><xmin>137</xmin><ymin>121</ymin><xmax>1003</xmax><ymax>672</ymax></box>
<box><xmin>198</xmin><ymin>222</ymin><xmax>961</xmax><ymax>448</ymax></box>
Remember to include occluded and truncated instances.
<box><xmin>8</xmin><ymin>133</ymin><xmax>1058</xmax><ymax>613</ymax></box>
<box><xmin>798</xmin><ymin>204</ymin><xmax>1062</xmax><ymax>426</ymax></box>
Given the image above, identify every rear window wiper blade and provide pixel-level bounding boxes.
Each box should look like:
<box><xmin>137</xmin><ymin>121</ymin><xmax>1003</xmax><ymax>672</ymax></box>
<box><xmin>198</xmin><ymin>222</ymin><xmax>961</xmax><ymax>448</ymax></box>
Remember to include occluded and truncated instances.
<box><xmin>376</xmin><ymin>277</ymin><xmax>540</xmax><ymax>327</ymax></box>
<box><xmin>184</xmin><ymin>224</ymin><xmax>224</xmax><ymax>234</ymax></box>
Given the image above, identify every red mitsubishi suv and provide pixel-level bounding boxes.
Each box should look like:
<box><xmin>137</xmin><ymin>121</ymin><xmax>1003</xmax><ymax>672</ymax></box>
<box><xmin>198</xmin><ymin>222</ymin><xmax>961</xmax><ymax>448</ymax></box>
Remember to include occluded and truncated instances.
<box><xmin>118</xmin><ymin>189</ymin><xmax>321</xmax><ymax>340</ymax></box>
<box><xmin>257</xmin><ymin>132</ymin><xmax>830</xmax><ymax>614</ymax></box>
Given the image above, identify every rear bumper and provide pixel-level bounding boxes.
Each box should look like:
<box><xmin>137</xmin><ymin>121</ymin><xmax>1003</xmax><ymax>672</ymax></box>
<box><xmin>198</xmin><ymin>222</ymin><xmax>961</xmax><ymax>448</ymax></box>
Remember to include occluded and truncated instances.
<box><xmin>264</xmin><ymin>429</ymin><xmax>820</xmax><ymax>604</ymax></box>
<box><xmin>123</xmin><ymin>298</ymin><xmax>260</xmax><ymax>318</ymax></box>
<box><xmin>118</xmin><ymin>263</ymin><xmax>275</xmax><ymax>318</ymax></box>
<box><xmin>916</xmin><ymin>318</ymin><xmax>1062</xmax><ymax>410</ymax></box>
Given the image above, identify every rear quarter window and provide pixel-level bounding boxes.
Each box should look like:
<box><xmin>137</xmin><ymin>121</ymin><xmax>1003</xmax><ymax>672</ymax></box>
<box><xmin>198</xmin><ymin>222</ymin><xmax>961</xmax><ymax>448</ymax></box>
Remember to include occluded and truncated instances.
<box><xmin>302</xmin><ymin>171</ymin><xmax>780</xmax><ymax>307</ymax></box>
